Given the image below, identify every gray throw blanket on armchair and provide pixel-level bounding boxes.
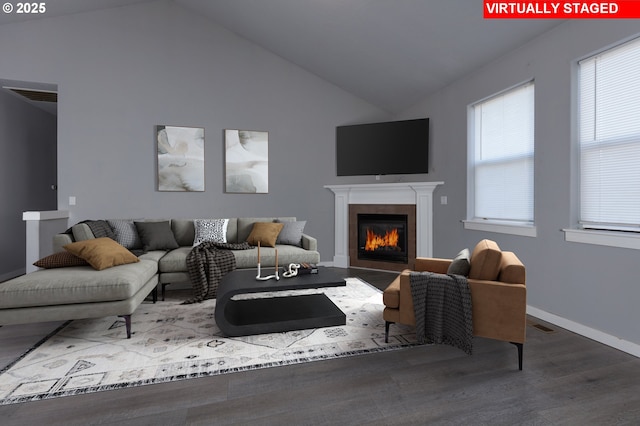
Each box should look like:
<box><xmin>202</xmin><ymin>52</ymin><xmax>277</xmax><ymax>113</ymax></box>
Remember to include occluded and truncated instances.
<box><xmin>409</xmin><ymin>271</ymin><xmax>473</xmax><ymax>354</ymax></box>
<box><xmin>183</xmin><ymin>241</ymin><xmax>252</xmax><ymax>304</ymax></box>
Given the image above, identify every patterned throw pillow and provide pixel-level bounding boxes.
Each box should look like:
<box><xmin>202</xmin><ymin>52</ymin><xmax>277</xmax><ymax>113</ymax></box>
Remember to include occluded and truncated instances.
<box><xmin>193</xmin><ymin>219</ymin><xmax>229</xmax><ymax>246</ymax></box>
<box><xmin>108</xmin><ymin>219</ymin><xmax>143</xmax><ymax>249</ymax></box>
<box><xmin>33</xmin><ymin>251</ymin><xmax>90</xmax><ymax>269</ymax></box>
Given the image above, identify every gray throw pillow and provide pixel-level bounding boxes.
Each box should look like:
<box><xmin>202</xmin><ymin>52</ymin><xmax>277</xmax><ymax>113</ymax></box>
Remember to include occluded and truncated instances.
<box><xmin>275</xmin><ymin>220</ymin><xmax>306</xmax><ymax>247</ymax></box>
<box><xmin>447</xmin><ymin>248</ymin><xmax>471</xmax><ymax>276</ymax></box>
<box><xmin>135</xmin><ymin>221</ymin><xmax>179</xmax><ymax>252</ymax></box>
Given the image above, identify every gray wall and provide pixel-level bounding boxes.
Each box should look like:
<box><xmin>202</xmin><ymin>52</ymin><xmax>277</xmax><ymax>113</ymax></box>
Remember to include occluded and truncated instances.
<box><xmin>398</xmin><ymin>20</ymin><xmax>640</xmax><ymax>348</ymax></box>
<box><xmin>0</xmin><ymin>1</ymin><xmax>387</xmax><ymax>263</ymax></box>
<box><xmin>0</xmin><ymin>90</ymin><xmax>56</xmax><ymax>280</ymax></box>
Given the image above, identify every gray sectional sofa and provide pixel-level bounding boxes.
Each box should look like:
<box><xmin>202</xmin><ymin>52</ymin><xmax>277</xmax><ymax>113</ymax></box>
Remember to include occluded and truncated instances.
<box><xmin>0</xmin><ymin>217</ymin><xmax>320</xmax><ymax>338</ymax></box>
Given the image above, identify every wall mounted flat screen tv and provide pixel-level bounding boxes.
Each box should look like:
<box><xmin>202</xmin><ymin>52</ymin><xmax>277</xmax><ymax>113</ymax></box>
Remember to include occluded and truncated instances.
<box><xmin>336</xmin><ymin>118</ymin><xmax>429</xmax><ymax>176</ymax></box>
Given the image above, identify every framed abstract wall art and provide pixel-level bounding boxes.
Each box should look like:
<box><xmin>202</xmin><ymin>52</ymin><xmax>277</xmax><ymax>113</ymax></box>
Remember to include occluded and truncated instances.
<box><xmin>224</xmin><ymin>129</ymin><xmax>269</xmax><ymax>193</ymax></box>
<box><xmin>156</xmin><ymin>125</ymin><xmax>205</xmax><ymax>192</ymax></box>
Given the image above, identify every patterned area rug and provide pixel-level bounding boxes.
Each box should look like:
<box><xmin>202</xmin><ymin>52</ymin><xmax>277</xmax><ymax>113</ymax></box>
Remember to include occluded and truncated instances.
<box><xmin>0</xmin><ymin>278</ymin><xmax>416</xmax><ymax>405</ymax></box>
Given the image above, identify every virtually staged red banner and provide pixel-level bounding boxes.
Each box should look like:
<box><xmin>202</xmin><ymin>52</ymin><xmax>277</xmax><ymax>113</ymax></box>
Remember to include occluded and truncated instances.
<box><xmin>484</xmin><ymin>1</ymin><xmax>640</xmax><ymax>18</ymax></box>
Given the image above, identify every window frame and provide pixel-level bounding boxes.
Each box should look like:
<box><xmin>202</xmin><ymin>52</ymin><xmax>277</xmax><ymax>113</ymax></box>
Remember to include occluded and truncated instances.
<box><xmin>465</xmin><ymin>80</ymin><xmax>537</xmax><ymax>238</ymax></box>
<box><xmin>564</xmin><ymin>35</ymin><xmax>640</xmax><ymax>249</ymax></box>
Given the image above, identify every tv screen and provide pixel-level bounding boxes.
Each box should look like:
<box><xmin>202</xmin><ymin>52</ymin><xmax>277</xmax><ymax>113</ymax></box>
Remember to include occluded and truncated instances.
<box><xmin>336</xmin><ymin>118</ymin><xmax>429</xmax><ymax>176</ymax></box>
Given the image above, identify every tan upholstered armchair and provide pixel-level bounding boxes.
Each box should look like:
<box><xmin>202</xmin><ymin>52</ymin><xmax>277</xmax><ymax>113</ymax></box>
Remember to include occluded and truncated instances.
<box><xmin>383</xmin><ymin>239</ymin><xmax>527</xmax><ymax>370</ymax></box>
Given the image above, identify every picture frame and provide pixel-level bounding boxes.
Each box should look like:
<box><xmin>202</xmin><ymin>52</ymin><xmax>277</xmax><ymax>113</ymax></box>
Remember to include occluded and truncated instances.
<box><xmin>224</xmin><ymin>129</ymin><xmax>269</xmax><ymax>193</ymax></box>
<box><xmin>156</xmin><ymin>125</ymin><xmax>205</xmax><ymax>192</ymax></box>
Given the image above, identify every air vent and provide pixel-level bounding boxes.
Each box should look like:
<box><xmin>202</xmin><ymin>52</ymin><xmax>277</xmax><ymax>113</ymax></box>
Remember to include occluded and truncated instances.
<box><xmin>6</xmin><ymin>87</ymin><xmax>57</xmax><ymax>103</ymax></box>
<box><xmin>527</xmin><ymin>319</ymin><xmax>555</xmax><ymax>333</ymax></box>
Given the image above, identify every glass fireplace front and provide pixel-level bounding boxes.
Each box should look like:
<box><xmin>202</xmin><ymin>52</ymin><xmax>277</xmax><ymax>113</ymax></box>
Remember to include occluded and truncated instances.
<box><xmin>357</xmin><ymin>213</ymin><xmax>408</xmax><ymax>263</ymax></box>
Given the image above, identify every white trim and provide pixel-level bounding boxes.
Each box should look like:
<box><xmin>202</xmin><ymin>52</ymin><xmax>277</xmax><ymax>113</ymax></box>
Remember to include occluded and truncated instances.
<box><xmin>22</xmin><ymin>210</ymin><xmax>69</xmax><ymax>221</ymax></box>
<box><xmin>527</xmin><ymin>305</ymin><xmax>640</xmax><ymax>358</ymax></box>
<box><xmin>324</xmin><ymin>182</ymin><xmax>444</xmax><ymax>266</ymax></box>
<box><xmin>463</xmin><ymin>219</ymin><xmax>537</xmax><ymax>237</ymax></box>
<box><xmin>563</xmin><ymin>228</ymin><xmax>640</xmax><ymax>250</ymax></box>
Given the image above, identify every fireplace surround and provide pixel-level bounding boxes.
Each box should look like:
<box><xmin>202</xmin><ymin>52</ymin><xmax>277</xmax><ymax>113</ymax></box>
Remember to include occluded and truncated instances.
<box><xmin>325</xmin><ymin>182</ymin><xmax>443</xmax><ymax>271</ymax></box>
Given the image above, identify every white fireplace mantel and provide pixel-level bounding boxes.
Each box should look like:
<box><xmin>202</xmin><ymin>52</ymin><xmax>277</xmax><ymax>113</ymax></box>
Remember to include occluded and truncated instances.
<box><xmin>324</xmin><ymin>182</ymin><xmax>443</xmax><ymax>268</ymax></box>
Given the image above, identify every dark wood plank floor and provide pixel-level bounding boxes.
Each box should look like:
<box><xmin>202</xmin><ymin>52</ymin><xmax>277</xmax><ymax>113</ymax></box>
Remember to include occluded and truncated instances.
<box><xmin>1</xmin><ymin>268</ymin><xmax>639</xmax><ymax>425</ymax></box>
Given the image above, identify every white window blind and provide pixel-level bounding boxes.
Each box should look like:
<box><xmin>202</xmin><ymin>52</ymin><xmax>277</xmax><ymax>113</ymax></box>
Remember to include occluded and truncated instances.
<box><xmin>579</xmin><ymin>37</ymin><xmax>640</xmax><ymax>230</ymax></box>
<box><xmin>471</xmin><ymin>82</ymin><xmax>534</xmax><ymax>223</ymax></box>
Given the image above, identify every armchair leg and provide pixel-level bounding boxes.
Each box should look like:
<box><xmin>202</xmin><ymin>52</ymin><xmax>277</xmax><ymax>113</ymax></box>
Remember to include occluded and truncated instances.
<box><xmin>385</xmin><ymin>321</ymin><xmax>394</xmax><ymax>343</ymax></box>
<box><xmin>510</xmin><ymin>342</ymin><xmax>523</xmax><ymax>370</ymax></box>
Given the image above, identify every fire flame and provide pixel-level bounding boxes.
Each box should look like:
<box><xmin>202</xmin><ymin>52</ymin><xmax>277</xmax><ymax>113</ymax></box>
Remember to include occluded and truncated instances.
<box><xmin>364</xmin><ymin>228</ymin><xmax>399</xmax><ymax>251</ymax></box>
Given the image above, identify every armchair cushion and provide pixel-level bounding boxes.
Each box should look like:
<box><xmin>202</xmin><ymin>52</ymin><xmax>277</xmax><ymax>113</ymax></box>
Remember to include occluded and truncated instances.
<box><xmin>497</xmin><ymin>251</ymin><xmax>526</xmax><ymax>284</ymax></box>
<box><xmin>469</xmin><ymin>239</ymin><xmax>502</xmax><ymax>281</ymax></box>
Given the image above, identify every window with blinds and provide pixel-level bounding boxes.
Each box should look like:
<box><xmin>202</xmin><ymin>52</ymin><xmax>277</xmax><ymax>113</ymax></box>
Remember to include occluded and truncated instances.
<box><xmin>579</xmin><ymin>37</ymin><xmax>640</xmax><ymax>231</ymax></box>
<box><xmin>469</xmin><ymin>81</ymin><xmax>535</xmax><ymax>223</ymax></box>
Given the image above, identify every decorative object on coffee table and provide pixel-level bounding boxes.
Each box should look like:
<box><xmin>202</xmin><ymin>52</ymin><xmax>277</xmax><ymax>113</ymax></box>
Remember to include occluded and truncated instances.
<box><xmin>282</xmin><ymin>263</ymin><xmax>317</xmax><ymax>278</ymax></box>
<box><xmin>255</xmin><ymin>242</ymin><xmax>280</xmax><ymax>281</ymax></box>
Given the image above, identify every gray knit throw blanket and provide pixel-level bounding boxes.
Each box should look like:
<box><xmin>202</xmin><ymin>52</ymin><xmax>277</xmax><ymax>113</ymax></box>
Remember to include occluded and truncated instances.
<box><xmin>409</xmin><ymin>271</ymin><xmax>473</xmax><ymax>355</ymax></box>
<box><xmin>183</xmin><ymin>241</ymin><xmax>252</xmax><ymax>304</ymax></box>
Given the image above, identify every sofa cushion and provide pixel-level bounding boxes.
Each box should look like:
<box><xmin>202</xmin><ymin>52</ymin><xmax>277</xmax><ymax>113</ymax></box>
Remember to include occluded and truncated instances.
<box><xmin>275</xmin><ymin>220</ymin><xmax>306</xmax><ymax>247</ymax></box>
<box><xmin>108</xmin><ymin>219</ymin><xmax>143</xmax><ymax>250</ymax></box>
<box><xmin>71</xmin><ymin>223</ymin><xmax>95</xmax><ymax>242</ymax></box>
<box><xmin>171</xmin><ymin>219</ymin><xmax>195</xmax><ymax>246</ymax></box>
<box><xmin>233</xmin><ymin>244</ymin><xmax>319</xmax><ymax>269</ymax></box>
<box><xmin>447</xmin><ymin>248</ymin><xmax>471</xmax><ymax>276</ymax></box>
<box><xmin>33</xmin><ymin>251</ymin><xmax>89</xmax><ymax>269</ymax></box>
<box><xmin>135</xmin><ymin>221</ymin><xmax>179</xmax><ymax>251</ymax></box>
<box><xmin>64</xmin><ymin>237</ymin><xmax>140</xmax><ymax>271</ymax></box>
<box><xmin>193</xmin><ymin>218</ymin><xmax>229</xmax><ymax>246</ymax></box>
<box><xmin>469</xmin><ymin>239</ymin><xmax>502</xmax><ymax>281</ymax></box>
<box><xmin>246</xmin><ymin>222</ymin><xmax>284</xmax><ymax>248</ymax></box>
<box><xmin>0</xmin><ymin>260</ymin><xmax>157</xmax><ymax>308</ymax></box>
<box><xmin>68</xmin><ymin>220</ymin><xmax>117</xmax><ymax>242</ymax></box>
<box><xmin>159</xmin><ymin>246</ymin><xmax>191</xmax><ymax>273</ymax></box>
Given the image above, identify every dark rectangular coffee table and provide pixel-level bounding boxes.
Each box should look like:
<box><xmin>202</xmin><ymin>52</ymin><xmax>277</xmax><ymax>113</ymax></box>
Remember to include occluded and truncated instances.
<box><xmin>214</xmin><ymin>267</ymin><xmax>346</xmax><ymax>337</ymax></box>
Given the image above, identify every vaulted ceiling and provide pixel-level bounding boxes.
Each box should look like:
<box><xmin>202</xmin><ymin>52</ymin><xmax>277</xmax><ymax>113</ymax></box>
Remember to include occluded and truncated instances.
<box><xmin>0</xmin><ymin>0</ymin><xmax>563</xmax><ymax>113</ymax></box>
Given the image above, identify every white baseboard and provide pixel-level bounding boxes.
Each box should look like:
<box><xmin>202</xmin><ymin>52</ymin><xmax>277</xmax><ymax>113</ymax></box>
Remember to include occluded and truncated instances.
<box><xmin>527</xmin><ymin>305</ymin><xmax>640</xmax><ymax>358</ymax></box>
<box><xmin>0</xmin><ymin>268</ymin><xmax>25</xmax><ymax>283</ymax></box>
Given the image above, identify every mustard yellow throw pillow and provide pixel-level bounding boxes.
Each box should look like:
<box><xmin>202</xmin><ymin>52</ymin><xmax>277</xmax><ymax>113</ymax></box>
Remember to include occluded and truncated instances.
<box><xmin>246</xmin><ymin>222</ymin><xmax>284</xmax><ymax>248</ymax></box>
<box><xmin>64</xmin><ymin>237</ymin><xmax>140</xmax><ymax>271</ymax></box>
